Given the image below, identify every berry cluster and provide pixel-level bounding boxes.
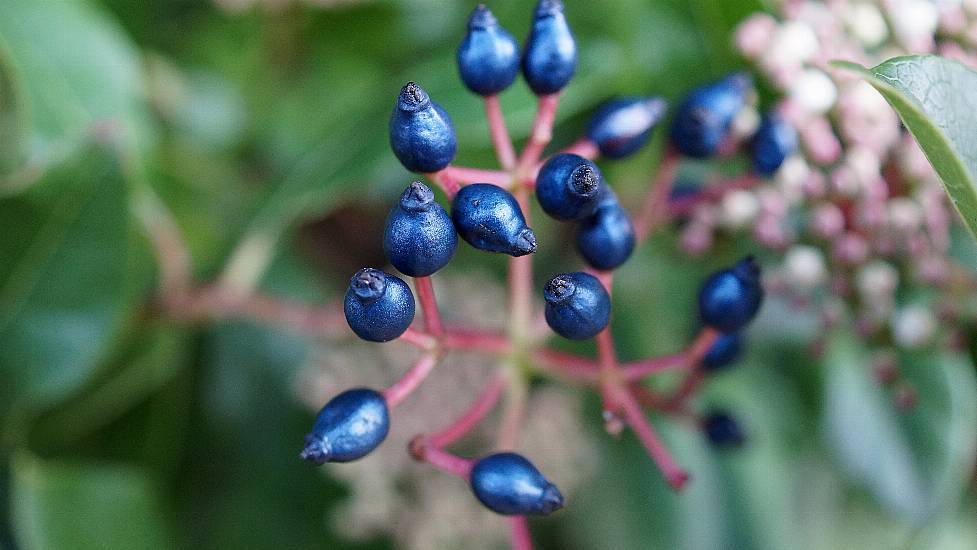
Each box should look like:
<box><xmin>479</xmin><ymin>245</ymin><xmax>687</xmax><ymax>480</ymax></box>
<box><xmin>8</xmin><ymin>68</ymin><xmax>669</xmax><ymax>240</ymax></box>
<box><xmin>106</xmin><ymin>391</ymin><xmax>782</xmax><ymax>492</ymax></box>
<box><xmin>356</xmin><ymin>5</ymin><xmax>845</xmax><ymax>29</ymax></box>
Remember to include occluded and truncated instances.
<box><xmin>300</xmin><ymin>2</ymin><xmax>767</xmax><ymax>547</ymax></box>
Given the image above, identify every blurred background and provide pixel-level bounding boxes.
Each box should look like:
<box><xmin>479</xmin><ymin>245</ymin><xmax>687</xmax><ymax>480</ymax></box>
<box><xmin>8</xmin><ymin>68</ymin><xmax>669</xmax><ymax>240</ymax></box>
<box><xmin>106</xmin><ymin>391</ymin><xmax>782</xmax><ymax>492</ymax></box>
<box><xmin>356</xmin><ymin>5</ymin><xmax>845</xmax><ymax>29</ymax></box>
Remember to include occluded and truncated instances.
<box><xmin>1</xmin><ymin>0</ymin><xmax>976</xmax><ymax>549</ymax></box>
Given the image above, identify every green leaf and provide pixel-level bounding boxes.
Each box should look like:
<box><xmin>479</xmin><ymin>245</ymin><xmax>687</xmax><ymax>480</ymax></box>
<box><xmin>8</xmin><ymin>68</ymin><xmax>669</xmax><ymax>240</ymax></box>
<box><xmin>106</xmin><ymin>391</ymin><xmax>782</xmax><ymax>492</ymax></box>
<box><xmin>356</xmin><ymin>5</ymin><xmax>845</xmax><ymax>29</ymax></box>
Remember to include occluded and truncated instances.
<box><xmin>11</xmin><ymin>453</ymin><xmax>176</xmax><ymax>550</ymax></box>
<box><xmin>834</xmin><ymin>56</ymin><xmax>977</xmax><ymax>241</ymax></box>
<box><xmin>0</xmin><ymin>146</ymin><xmax>144</xmax><ymax>435</ymax></box>
<box><xmin>823</xmin><ymin>332</ymin><xmax>977</xmax><ymax>523</ymax></box>
<box><xmin>0</xmin><ymin>36</ymin><xmax>25</xmax><ymax>174</ymax></box>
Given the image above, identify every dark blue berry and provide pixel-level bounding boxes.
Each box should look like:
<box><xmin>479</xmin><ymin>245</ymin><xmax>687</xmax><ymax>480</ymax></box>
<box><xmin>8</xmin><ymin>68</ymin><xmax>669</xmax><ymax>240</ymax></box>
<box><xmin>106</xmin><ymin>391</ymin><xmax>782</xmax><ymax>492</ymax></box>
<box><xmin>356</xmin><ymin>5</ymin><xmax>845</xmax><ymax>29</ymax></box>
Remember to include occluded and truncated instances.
<box><xmin>535</xmin><ymin>153</ymin><xmax>604</xmax><ymax>221</ymax></box>
<box><xmin>344</xmin><ymin>268</ymin><xmax>416</xmax><ymax>342</ymax></box>
<box><xmin>451</xmin><ymin>183</ymin><xmax>537</xmax><ymax>256</ymax></box>
<box><xmin>701</xmin><ymin>332</ymin><xmax>743</xmax><ymax>372</ymax></box>
<box><xmin>698</xmin><ymin>256</ymin><xmax>763</xmax><ymax>334</ymax></box>
<box><xmin>669</xmin><ymin>73</ymin><xmax>752</xmax><ymax>158</ymax></box>
<box><xmin>703</xmin><ymin>410</ymin><xmax>746</xmax><ymax>449</ymax></box>
<box><xmin>522</xmin><ymin>0</ymin><xmax>576</xmax><ymax>96</ymax></box>
<box><xmin>389</xmin><ymin>82</ymin><xmax>457</xmax><ymax>173</ymax></box>
<box><xmin>751</xmin><ymin>113</ymin><xmax>798</xmax><ymax>177</ymax></box>
<box><xmin>301</xmin><ymin>388</ymin><xmax>390</xmax><ymax>464</ymax></box>
<box><xmin>384</xmin><ymin>181</ymin><xmax>457</xmax><ymax>277</ymax></box>
<box><xmin>470</xmin><ymin>452</ymin><xmax>565</xmax><ymax>516</ymax></box>
<box><xmin>544</xmin><ymin>272</ymin><xmax>611</xmax><ymax>340</ymax></box>
<box><xmin>457</xmin><ymin>5</ymin><xmax>520</xmax><ymax>97</ymax></box>
<box><xmin>586</xmin><ymin>97</ymin><xmax>667</xmax><ymax>159</ymax></box>
<box><xmin>575</xmin><ymin>195</ymin><xmax>635</xmax><ymax>271</ymax></box>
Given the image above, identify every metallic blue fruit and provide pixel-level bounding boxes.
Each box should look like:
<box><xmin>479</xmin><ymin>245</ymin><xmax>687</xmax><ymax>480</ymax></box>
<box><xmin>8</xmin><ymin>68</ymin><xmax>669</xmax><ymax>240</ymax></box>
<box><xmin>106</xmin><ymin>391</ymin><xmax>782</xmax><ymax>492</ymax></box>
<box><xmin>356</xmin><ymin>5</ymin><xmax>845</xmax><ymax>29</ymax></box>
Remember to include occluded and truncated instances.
<box><xmin>389</xmin><ymin>82</ymin><xmax>457</xmax><ymax>173</ymax></box>
<box><xmin>669</xmin><ymin>73</ymin><xmax>752</xmax><ymax>158</ymax></box>
<box><xmin>751</xmin><ymin>113</ymin><xmax>798</xmax><ymax>177</ymax></box>
<box><xmin>698</xmin><ymin>256</ymin><xmax>763</xmax><ymax>334</ymax></box>
<box><xmin>587</xmin><ymin>97</ymin><xmax>668</xmax><ymax>159</ymax></box>
<box><xmin>544</xmin><ymin>272</ymin><xmax>611</xmax><ymax>340</ymax></box>
<box><xmin>344</xmin><ymin>268</ymin><xmax>416</xmax><ymax>342</ymax></box>
<box><xmin>703</xmin><ymin>410</ymin><xmax>746</xmax><ymax>449</ymax></box>
<box><xmin>451</xmin><ymin>183</ymin><xmax>537</xmax><ymax>256</ymax></box>
<box><xmin>576</xmin><ymin>196</ymin><xmax>635</xmax><ymax>271</ymax></box>
<box><xmin>457</xmin><ymin>5</ymin><xmax>520</xmax><ymax>96</ymax></box>
<box><xmin>536</xmin><ymin>153</ymin><xmax>604</xmax><ymax>221</ymax></box>
<box><xmin>701</xmin><ymin>332</ymin><xmax>743</xmax><ymax>372</ymax></box>
<box><xmin>522</xmin><ymin>0</ymin><xmax>576</xmax><ymax>96</ymax></box>
<box><xmin>300</xmin><ymin>388</ymin><xmax>390</xmax><ymax>464</ymax></box>
<box><xmin>470</xmin><ymin>452</ymin><xmax>565</xmax><ymax>516</ymax></box>
<box><xmin>384</xmin><ymin>181</ymin><xmax>457</xmax><ymax>277</ymax></box>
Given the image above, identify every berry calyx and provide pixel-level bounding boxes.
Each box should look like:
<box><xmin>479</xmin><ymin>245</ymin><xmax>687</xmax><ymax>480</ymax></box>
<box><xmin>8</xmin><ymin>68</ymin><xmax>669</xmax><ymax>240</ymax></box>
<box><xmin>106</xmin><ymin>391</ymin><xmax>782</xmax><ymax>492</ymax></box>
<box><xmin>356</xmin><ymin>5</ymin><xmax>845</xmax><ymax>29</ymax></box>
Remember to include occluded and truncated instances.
<box><xmin>536</xmin><ymin>153</ymin><xmax>604</xmax><ymax>221</ymax></box>
<box><xmin>669</xmin><ymin>73</ymin><xmax>753</xmax><ymax>158</ymax></box>
<box><xmin>522</xmin><ymin>0</ymin><xmax>577</xmax><ymax>96</ymax></box>
<box><xmin>469</xmin><ymin>452</ymin><xmax>565</xmax><ymax>516</ymax></box>
<box><xmin>701</xmin><ymin>332</ymin><xmax>744</xmax><ymax>372</ymax></box>
<box><xmin>544</xmin><ymin>272</ymin><xmax>611</xmax><ymax>340</ymax></box>
<box><xmin>384</xmin><ymin>181</ymin><xmax>458</xmax><ymax>277</ymax></box>
<box><xmin>344</xmin><ymin>268</ymin><xmax>416</xmax><ymax>342</ymax></box>
<box><xmin>457</xmin><ymin>5</ymin><xmax>521</xmax><ymax>97</ymax></box>
<box><xmin>301</xmin><ymin>388</ymin><xmax>390</xmax><ymax>464</ymax></box>
<box><xmin>751</xmin><ymin>113</ymin><xmax>798</xmax><ymax>177</ymax></box>
<box><xmin>575</xmin><ymin>192</ymin><xmax>635</xmax><ymax>271</ymax></box>
<box><xmin>703</xmin><ymin>410</ymin><xmax>746</xmax><ymax>449</ymax></box>
<box><xmin>698</xmin><ymin>256</ymin><xmax>763</xmax><ymax>334</ymax></box>
<box><xmin>452</xmin><ymin>183</ymin><xmax>538</xmax><ymax>256</ymax></box>
<box><xmin>586</xmin><ymin>97</ymin><xmax>668</xmax><ymax>159</ymax></box>
<box><xmin>390</xmin><ymin>81</ymin><xmax>457</xmax><ymax>173</ymax></box>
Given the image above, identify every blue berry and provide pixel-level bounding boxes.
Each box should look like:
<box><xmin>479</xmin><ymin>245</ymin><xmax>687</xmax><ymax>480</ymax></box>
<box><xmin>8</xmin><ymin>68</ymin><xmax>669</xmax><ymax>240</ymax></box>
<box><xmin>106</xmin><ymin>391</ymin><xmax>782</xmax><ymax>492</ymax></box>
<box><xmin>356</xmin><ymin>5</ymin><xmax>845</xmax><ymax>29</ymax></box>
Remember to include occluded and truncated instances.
<box><xmin>575</xmin><ymin>194</ymin><xmax>635</xmax><ymax>271</ymax></box>
<box><xmin>344</xmin><ymin>268</ymin><xmax>416</xmax><ymax>342</ymax></box>
<box><xmin>544</xmin><ymin>272</ymin><xmax>611</xmax><ymax>340</ymax></box>
<box><xmin>586</xmin><ymin>97</ymin><xmax>667</xmax><ymax>159</ymax></box>
<box><xmin>470</xmin><ymin>452</ymin><xmax>565</xmax><ymax>516</ymax></box>
<box><xmin>751</xmin><ymin>113</ymin><xmax>798</xmax><ymax>177</ymax></box>
<box><xmin>522</xmin><ymin>0</ymin><xmax>576</xmax><ymax>96</ymax></box>
<box><xmin>389</xmin><ymin>82</ymin><xmax>457</xmax><ymax>173</ymax></box>
<box><xmin>701</xmin><ymin>332</ymin><xmax>743</xmax><ymax>372</ymax></box>
<box><xmin>457</xmin><ymin>5</ymin><xmax>520</xmax><ymax>97</ymax></box>
<box><xmin>698</xmin><ymin>256</ymin><xmax>763</xmax><ymax>334</ymax></box>
<box><xmin>535</xmin><ymin>153</ymin><xmax>604</xmax><ymax>221</ymax></box>
<box><xmin>300</xmin><ymin>388</ymin><xmax>390</xmax><ymax>464</ymax></box>
<box><xmin>703</xmin><ymin>410</ymin><xmax>746</xmax><ymax>449</ymax></box>
<box><xmin>669</xmin><ymin>73</ymin><xmax>752</xmax><ymax>158</ymax></box>
<box><xmin>452</xmin><ymin>183</ymin><xmax>537</xmax><ymax>256</ymax></box>
<box><xmin>384</xmin><ymin>181</ymin><xmax>457</xmax><ymax>277</ymax></box>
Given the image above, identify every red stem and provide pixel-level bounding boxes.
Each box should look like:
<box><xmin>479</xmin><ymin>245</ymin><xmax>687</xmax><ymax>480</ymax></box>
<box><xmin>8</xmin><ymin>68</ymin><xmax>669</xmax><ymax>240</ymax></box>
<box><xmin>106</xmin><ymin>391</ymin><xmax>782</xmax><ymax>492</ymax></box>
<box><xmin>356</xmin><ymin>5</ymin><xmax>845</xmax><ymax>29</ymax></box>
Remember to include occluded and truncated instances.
<box><xmin>634</xmin><ymin>148</ymin><xmax>680</xmax><ymax>241</ymax></box>
<box><xmin>596</xmin><ymin>328</ymin><xmax>623</xmax><ymax>414</ymax></box>
<box><xmin>399</xmin><ymin>326</ymin><xmax>437</xmax><ymax>350</ymax></box>
<box><xmin>622</xmin><ymin>353</ymin><xmax>687</xmax><ymax>380</ymax></box>
<box><xmin>443</xmin><ymin>329</ymin><xmax>512</xmax><ymax>355</ymax></box>
<box><xmin>560</xmin><ymin>137</ymin><xmax>600</xmax><ymax>160</ymax></box>
<box><xmin>509</xmin><ymin>516</ymin><xmax>534</xmax><ymax>550</ymax></box>
<box><xmin>531</xmin><ymin>348</ymin><xmax>600</xmax><ymax>383</ymax></box>
<box><xmin>415</xmin><ymin>444</ymin><xmax>474</xmax><ymax>480</ymax></box>
<box><xmin>617</xmin><ymin>387</ymin><xmax>690</xmax><ymax>491</ymax></box>
<box><xmin>383</xmin><ymin>353</ymin><xmax>440</xmax><ymax>408</ymax></box>
<box><xmin>428</xmin><ymin>376</ymin><xmax>508</xmax><ymax>449</ymax></box>
<box><xmin>414</xmin><ymin>276</ymin><xmax>443</xmax><ymax>337</ymax></box>
<box><xmin>442</xmin><ymin>165</ymin><xmax>511</xmax><ymax>187</ymax></box>
<box><xmin>485</xmin><ymin>95</ymin><xmax>518</xmax><ymax>171</ymax></box>
<box><xmin>425</xmin><ymin>170</ymin><xmax>461</xmax><ymax>199</ymax></box>
<box><xmin>518</xmin><ymin>94</ymin><xmax>561</xmax><ymax>171</ymax></box>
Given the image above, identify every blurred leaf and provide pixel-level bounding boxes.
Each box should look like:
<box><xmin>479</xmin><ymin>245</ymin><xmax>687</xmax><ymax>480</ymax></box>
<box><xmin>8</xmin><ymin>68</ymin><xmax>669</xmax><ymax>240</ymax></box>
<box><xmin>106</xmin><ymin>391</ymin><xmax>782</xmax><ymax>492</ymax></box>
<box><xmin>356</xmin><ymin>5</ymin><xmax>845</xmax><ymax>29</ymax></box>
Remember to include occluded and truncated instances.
<box><xmin>823</xmin><ymin>332</ymin><xmax>977</xmax><ymax>522</ymax></box>
<box><xmin>11</xmin><ymin>452</ymin><xmax>175</xmax><ymax>550</ymax></box>
<box><xmin>0</xmin><ymin>146</ymin><xmax>146</xmax><ymax>435</ymax></box>
<box><xmin>0</xmin><ymin>36</ymin><xmax>25</xmax><ymax>174</ymax></box>
<box><xmin>834</xmin><ymin>56</ymin><xmax>977</xmax><ymax>241</ymax></box>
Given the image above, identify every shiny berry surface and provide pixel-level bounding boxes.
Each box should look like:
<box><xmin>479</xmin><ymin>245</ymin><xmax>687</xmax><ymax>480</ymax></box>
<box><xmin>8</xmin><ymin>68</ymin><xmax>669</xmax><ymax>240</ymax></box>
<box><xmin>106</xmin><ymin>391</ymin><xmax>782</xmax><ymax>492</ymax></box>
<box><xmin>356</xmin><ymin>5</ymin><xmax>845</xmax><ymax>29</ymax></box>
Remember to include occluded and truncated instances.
<box><xmin>344</xmin><ymin>268</ymin><xmax>416</xmax><ymax>342</ymax></box>
<box><xmin>586</xmin><ymin>97</ymin><xmax>667</xmax><ymax>159</ymax></box>
<box><xmin>384</xmin><ymin>181</ymin><xmax>457</xmax><ymax>277</ymax></box>
<box><xmin>751</xmin><ymin>113</ymin><xmax>798</xmax><ymax>177</ymax></box>
<box><xmin>669</xmin><ymin>73</ymin><xmax>752</xmax><ymax>158</ymax></box>
<box><xmin>535</xmin><ymin>153</ymin><xmax>604</xmax><ymax>221</ymax></box>
<box><xmin>701</xmin><ymin>332</ymin><xmax>743</xmax><ymax>372</ymax></box>
<box><xmin>698</xmin><ymin>257</ymin><xmax>763</xmax><ymax>333</ymax></box>
<box><xmin>575</xmin><ymin>195</ymin><xmax>635</xmax><ymax>271</ymax></box>
<box><xmin>457</xmin><ymin>5</ymin><xmax>520</xmax><ymax>96</ymax></box>
<box><xmin>522</xmin><ymin>0</ymin><xmax>576</xmax><ymax>96</ymax></box>
<box><xmin>470</xmin><ymin>452</ymin><xmax>565</xmax><ymax>516</ymax></box>
<box><xmin>300</xmin><ymin>388</ymin><xmax>390</xmax><ymax>464</ymax></box>
<box><xmin>544</xmin><ymin>272</ymin><xmax>611</xmax><ymax>340</ymax></box>
<box><xmin>451</xmin><ymin>183</ymin><xmax>537</xmax><ymax>256</ymax></box>
<box><xmin>389</xmin><ymin>82</ymin><xmax>457</xmax><ymax>173</ymax></box>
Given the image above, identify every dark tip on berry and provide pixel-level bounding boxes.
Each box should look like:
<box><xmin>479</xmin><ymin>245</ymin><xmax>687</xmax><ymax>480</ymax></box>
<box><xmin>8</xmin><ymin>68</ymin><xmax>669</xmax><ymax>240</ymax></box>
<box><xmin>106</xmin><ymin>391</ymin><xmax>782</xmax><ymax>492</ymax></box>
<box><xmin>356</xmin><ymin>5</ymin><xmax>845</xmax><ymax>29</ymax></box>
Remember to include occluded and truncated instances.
<box><xmin>733</xmin><ymin>255</ymin><xmax>761</xmax><ymax>283</ymax></box>
<box><xmin>535</xmin><ymin>0</ymin><xmax>564</xmax><ymax>17</ymax></box>
<box><xmin>468</xmin><ymin>4</ymin><xmax>497</xmax><ymax>29</ymax></box>
<box><xmin>350</xmin><ymin>268</ymin><xmax>386</xmax><ymax>303</ymax></box>
<box><xmin>513</xmin><ymin>228</ymin><xmax>538</xmax><ymax>256</ymax></box>
<box><xmin>400</xmin><ymin>181</ymin><xmax>435</xmax><ymax>212</ymax></box>
<box><xmin>569</xmin><ymin>164</ymin><xmax>600</xmax><ymax>197</ymax></box>
<box><xmin>398</xmin><ymin>82</ymin><xmax>430</xmax><ymax>112</ymax></box>
<box><xmin>544</xmin><ymin>275</ymin><xmax>576</xmax><ymax>303</ymax></box>
<box><xmin>539</xmin><ymin>484</ymin><xmax>565</xmax><ymax>513</ymax></box>
<box><xmin>299</xmin><ymin>438</ymin><xmax>330</xmax><ymax>465</ymax></box>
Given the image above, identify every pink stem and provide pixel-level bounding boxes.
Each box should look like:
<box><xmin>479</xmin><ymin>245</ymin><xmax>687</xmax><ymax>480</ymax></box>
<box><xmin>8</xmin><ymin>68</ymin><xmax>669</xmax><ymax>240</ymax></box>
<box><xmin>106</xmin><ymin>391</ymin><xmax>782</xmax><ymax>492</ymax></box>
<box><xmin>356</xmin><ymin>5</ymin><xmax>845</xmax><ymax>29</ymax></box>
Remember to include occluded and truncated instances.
<box><xmin>414</xmin><ymin>276</ymin><xmax>443</xmax><ymax>337</ymax></box>
<box><xmin>443</xmin><ymin>329</ymin><xmax>512</xmax><ymax>355</ymax></box>
<box><xmin>442</xmin><ymin>165</ymin><xmax>512</xmax><ymax>187</ymax></box>
<box><xmin>633</xmin><ymin>148</ymin><xmax>680</xmax><ymax>241</ymax></box>
<box><xmin>596</xmin><ymin>328</ymin><xmax>623</xmax><ymax>414</ymax></box>
<box><xmin>414</xmin><ymin>443</ymin><xmax>474</xmax><ymax>480</ymax></box>
<box><xmin>667</xmin><ymin>175</ymin><xmax>758</xmax><ymax>218</ymax></box>
<box><xmin>560</xmin><ymin>137</ymin><xmax>600</xmax><ymax>160</ymax></box>
<box><xmin>425</xmin><ymin>170</ymin><xmax>461</xmax><ymax>200</ymax></box>
<box><xmin>509</xmin><ymin>516</ymin><xmax>534</xmax><ymax>550</ymax></box>
<box><xmin>428</xmin><ymin>376</ymin><xmax>508</xmax><ymax>449</ymax></box>
<box><xmin>508</xmin><ymin>189</ymin><xmax>534</xmax><ymax>344</ymax></box>
<box><xmin>687</xmin><ymin>328</ymin><xmax>720</xmax><ymax>364</ymax></box>
<box><xmin>622</xmin><ymin>353</ymin><xmax>687</xmax><ymax>380</ymax></box>
<box><xmin>485</xmin><ymin>95</ymin><xmax>518</xmax><ymax>171</ymax></box>
<box><xmin>383</xmin><ymin>353</ymin><xmax>440</xmax><ymax>408</ymax></box>
<box><xmin>617</xmin><ymin>387</ymin><xmax>690</xmax><ymax>491</ymax></box>
<box><xmin>399</xmin><ymin>326</ymin><xmax>437</xmax><ymax>350</ymax></box>
<box><xmin>518</xmin><ymin>94</ymin><xmax>561</xmax><ymax>171</ymax></box>
<box><xmin>666</xmin><ymin>370</ymin><xmax>705</xmax><ymax>408</ymax></box>
<box><xmin>531</xmin><ymin>348</ymin><xmax>600</xmax><ymax>383</ymax></box>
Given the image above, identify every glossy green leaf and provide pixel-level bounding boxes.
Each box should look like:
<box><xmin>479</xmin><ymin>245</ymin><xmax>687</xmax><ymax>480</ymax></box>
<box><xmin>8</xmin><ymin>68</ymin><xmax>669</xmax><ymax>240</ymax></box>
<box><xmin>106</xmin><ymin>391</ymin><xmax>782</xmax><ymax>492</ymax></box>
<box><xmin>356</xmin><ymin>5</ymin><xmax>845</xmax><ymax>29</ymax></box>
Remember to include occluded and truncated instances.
<box><xmin>834</xmin><ymin>56</ymin><xmax>977</xmax><ymax>241</ymax></box>
<box><xmin>11</xmin><ymin>453</ymin><xmax>175</xmax><ymax>550</ymax></box>
<box><xmin>823</xmin><ymin>332</ymin><xmax>977</xmax><ymax>523</ymax></box>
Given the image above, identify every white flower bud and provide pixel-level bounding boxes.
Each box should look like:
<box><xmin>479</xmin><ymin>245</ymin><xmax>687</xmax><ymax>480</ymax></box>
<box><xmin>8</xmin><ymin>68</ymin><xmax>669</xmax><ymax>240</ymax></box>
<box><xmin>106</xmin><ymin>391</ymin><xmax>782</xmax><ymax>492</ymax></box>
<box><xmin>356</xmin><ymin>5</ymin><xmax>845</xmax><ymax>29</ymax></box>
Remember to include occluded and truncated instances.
<box><xmin>790</xmin><ymin>69</ymin><xmax>838</xmax><ymax>115</ymax></box>
<box><xmin>846</xmin><ymin>3</ymin><xmax>889</xmax><ymax>47</ymax></box>
<box><xmin>783</xmin><ymin>245</ymin><xmax>827</xmax><ymax>290</ymax></box>
<box><xmin>856</xmin><ymin>261</ymin><xmax>899</xmax><ymax>301</ymax></box>
<box><xmin>891</xmin><ymin>305</ymin><xmax>937</xmax><ymax>348</ymax></box>
<box><xmin>719</xmin><ymin>190</ymin><xmax>761</xmax><ymax>230</ymax></box>
<box><xmin>887</xmin><ymin>197</ymin><xmax>923</xmax><ymax>232</ymax></box>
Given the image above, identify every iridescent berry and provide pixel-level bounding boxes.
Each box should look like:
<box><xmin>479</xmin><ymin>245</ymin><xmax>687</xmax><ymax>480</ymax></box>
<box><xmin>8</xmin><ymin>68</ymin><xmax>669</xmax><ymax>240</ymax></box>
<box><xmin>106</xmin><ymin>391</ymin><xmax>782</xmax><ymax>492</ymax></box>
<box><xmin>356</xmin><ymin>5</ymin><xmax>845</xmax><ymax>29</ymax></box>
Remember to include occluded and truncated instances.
<box><xmin>544</xmin><ymin>272</ymin><xmax>611</xmax><ymax>340</ymax></box>
<box><xmin>522</xmin><ymin>0</ymin><xmax>576</xmax><ymax>96</ymax></box>
<box><xmin>384</xmin><ymin>181</ymin><xmax>457</xmax><ymax>277</ymax></box>
<box><xmin>470</xmin><ymin>452</ymin><xmax>565</xmax><ymax>516</ymax></box>
<box><xmin>698</xmin><ymin>256</ymin><xmax>763</xmax><ymax>333</ymax></box>
<box><xmin>751</xmin><ymin>113</ymin><xmax>798</xmax><ymax>177</ymax></box>
<box><xmin>575</xmin><ymin>194</ymin><xmax>635</xmax><ymax>271</ymax></box>
<box><xmin>300</xmin><ymin>388</ymin><xmax>390</xmax><ymax>464</ymax></box>
<box><xmin>536</xmin><ymin>153</ymin><xmax>604</xmax><ymax>221</ymax></box>
<box><xmin>457</xmin><ymin>5</ymin><xmax>520</xmax><ymax>96</ymax></box>
<box><xmin>452</xmin><ymin>183</ymin><xmax>537</xmax><ymax>256</ymax></box>
<box><xmin>389</xmin><ymin>82</ymin><xmax>457</xmax><ymax>173</ymax></box>
<box><xmin>703</xmin><ymin>410</ymin><xmax>746</xmax><ymax>449</ymax></box>
<box><xmin>344</xmin><ymin>268</ymin><xmax>416</xmax><ymax>342</ymax></box>
<box><xmin>586</xmin><ymin>97</ymin><xmax>667</xmax><ymax>159</ymax></box>
<box><xmin>670</xmin><ymin>73</ymin><xmax>752</xmax><ymax>158</ymax></box>
<box><xmin>701</xmin><ymin>332</ymin><xmax>743</xmax><ymax>372</ymax></box>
